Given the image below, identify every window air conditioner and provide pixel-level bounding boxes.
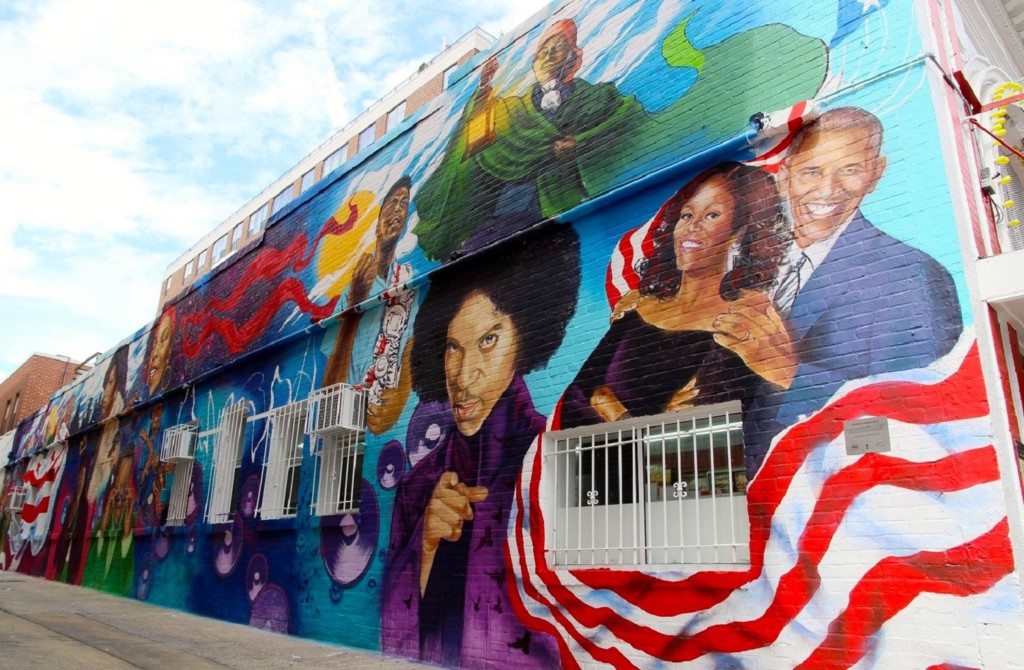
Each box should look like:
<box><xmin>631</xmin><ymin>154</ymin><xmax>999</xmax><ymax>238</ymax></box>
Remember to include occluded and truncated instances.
<box><xmin>162</xmin><ymin>424</ymin><xmax>198</xmax><ymax>463</ymax></box>
<box><xmin>309</xmin><ymin>384</ymin><xmax>367</xmax><ymax>436</ymax></box>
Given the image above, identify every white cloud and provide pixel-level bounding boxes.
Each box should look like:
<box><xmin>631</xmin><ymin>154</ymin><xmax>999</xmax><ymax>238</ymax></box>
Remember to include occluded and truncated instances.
<box><xmin>0</xmin><ymin>0</ymin><xmax>544</xmax><ymax>380</ymax></box>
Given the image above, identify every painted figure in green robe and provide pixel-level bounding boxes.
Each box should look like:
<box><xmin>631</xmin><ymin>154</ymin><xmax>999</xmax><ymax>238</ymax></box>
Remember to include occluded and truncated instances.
<box><xmin>415</xmin><ymin>19</ymin><xmax>645</xmax><ymax>261</ymax></box>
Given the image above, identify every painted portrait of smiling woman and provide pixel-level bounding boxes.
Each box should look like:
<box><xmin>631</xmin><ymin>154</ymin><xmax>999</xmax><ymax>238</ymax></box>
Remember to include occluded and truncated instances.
<box><xmin>560</xmin><ymin>162</ymin><xmax>795</xmax><ymax>433</ymax></box>
<box><xmin>382</xmin><ymin>226</ymin><xmax>580</xmax><ymax>668</ymax></box>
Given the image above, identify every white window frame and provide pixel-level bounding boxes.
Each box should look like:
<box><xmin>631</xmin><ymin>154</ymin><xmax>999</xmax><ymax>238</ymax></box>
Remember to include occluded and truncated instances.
<box><xmin>357</xmin><ymin>125</ymin><xmax>376</xmax><ymax>153</ymax></box>
<box><xmin>274</xmin><ymin>185</ymin><xmax>293</xmax><ymax>213</ymax></box>
<box><xmin>443</xmin><ymin>64</ymin><xmax>457</xmax><ymax>90</ymax></box>
<box><xmin>258</xmin><ymin>401</ymin><xmax>307</xmax><ymax>520</ymax></box>
<box><xmin>165</xmin><ymin>461</ymin><xmax>195</xmax><ymax>526</ymax></box>
<box><xmin>386</xmin><ymin>101</ymin><xmax>406</xmax><ymax>132</ymax></box>
<box><xmin>164</xmin><ymin>422</ymin><xmax>199</xmax><ymax>526</ymax></box>
<box><xmin>323</xmin><ymin>147</ymin><xmax>346</xmax><ymax>175</ymax></box>
<box><xmin>248</xmin><ymin>203</ymin><xmax>269</xmax><ymax>235</ymax></box>
<box><xmin>183</xmin><ymin>259</ymin><xmax>194</xmax><ymax>280</ymax></box>
<box><xmin>542</xmin><ymin>402</ymin><xmax>749</xmax><ymax>569</ymax></box>
<box><xmin>164</xmin><ymin>276</ymin><xmax>172</xmax><ymax>294</ymax></box>
<box><xmin>231</xmin><ymin>223</ymin><xmax>243</xmax><ymax>248</ymax></box>
<box><xmin>311</xmin><ymin>432</ymin><xmax>364</xmax><ymax>516</ymax></box>
<box><xmin>206</xmin><ymin>402</ymin><xmax>249</xmax><ymax>524</ymax></box>
<box><xmin>212</xmin><ymin>235</ymin><xmax>229</xmax><ymax>263</ymax></box>
<box><xmin>197</xmin><ymin>249</ymin><xmax>208</xmax><ymax>270</ymax></box>
<box><xmin>300</xmin><ymin>168</ymin><xmax>316</xmax><ymax>193</ymax></box>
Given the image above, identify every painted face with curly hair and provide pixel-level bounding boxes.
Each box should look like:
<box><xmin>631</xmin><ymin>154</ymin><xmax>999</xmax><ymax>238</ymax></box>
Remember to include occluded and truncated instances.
<box><xmin>672</xmin><ymin>175</ymin><xmax>738</xmax><ymax>277</ymax></box>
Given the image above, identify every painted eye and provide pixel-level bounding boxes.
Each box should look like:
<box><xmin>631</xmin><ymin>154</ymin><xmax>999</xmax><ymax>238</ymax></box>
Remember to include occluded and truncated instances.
<box><xmin>480</xmin><ymin>333</ymin><xmax>499</xmax><ymax>350</ymax></box>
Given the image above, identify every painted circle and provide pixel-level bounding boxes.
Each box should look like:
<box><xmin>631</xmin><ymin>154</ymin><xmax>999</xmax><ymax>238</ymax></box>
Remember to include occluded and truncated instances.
<box><xmin>376</xmin><ymin>440</ymin><xmax>405</xmax><ymax>490</ymax></box>
<box><xmin>246</xmin><ymin>553</ymin><xmax>269</xmax><ymax>602</ymax></box>
<box><xmin>319</xmin><ymin>480</ymin><xmax>379</xmax><ymax>587</ymax></box>
<box><xmin>213</xmin><ymin>512</ymin><xmax>244</xmax><ymax>578</ymax></box>
<box><xmin>249</xmin><ymin>583</ymin><xmax>290</xmax><ymax>633</ymax></box>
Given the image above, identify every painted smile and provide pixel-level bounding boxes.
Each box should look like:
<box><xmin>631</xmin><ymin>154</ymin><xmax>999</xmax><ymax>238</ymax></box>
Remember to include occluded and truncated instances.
<box><xmin>452</xmin><ymin>398</ymin><xmax>480</xmax><ymax>422</ymax></box>
<box><xmin>803</xmin><ymin>202</ymin><xmax>843</xmax><ymax>218</ymax></box>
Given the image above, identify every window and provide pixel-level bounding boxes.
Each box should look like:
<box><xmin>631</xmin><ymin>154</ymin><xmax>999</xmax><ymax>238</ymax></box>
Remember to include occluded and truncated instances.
<box><xmin>443</xmin><ymin>64</ymin><xmax>457</xmax><ymax>90</ymax></box>
<box><xmin>274</xmin><ymin>185</ymin><xmax>293</xmax><ymax>213</ymax></box>
<box><xmin>166</xmin><ymin>461</ymin><xmax>195</xmax><ymax>526</ymax></box>
<box><xmin>231</xmin><ymin>223</ymin><xmax>243</xmax><ymax>248</ymax></box>
<box><xmin>164</xmin><ymin>276</ymin><xmax>172</xmax><ymax>294</ymax></box>
<box><xmin>183</xmin><ymin>259</ymin><xmax>194</xmax><ymax>280</ymax></box>
<box><xmin>212</xmin><ymin>235</ymin><xmax>228</xmax><ymax>263</ymax></box>
<box><xmin>207</xmin><ymin>401</ymin><xmax>248</xmax><ymax>524</ymax></box>
<box><xmin>312</xmin><ymin>433</ymin><xmax>364</xmax><ymax>515</ymax></box>
<box><xmin>323</xmin><ymin>146</ymin><xmax>346</xmax><ymax>175</ymax></box>
<box><xmin>543</xmin><ymin>403</ymin><xmax>748</xmax><ymax>567</ymax></box>
<box><xmin>386</xmin><ymin>101</ymin><xmax>406</xmax><ymax>132</ymax></box>
<box><xmin>357</xmin><ymin>125</ymin><xmax>376</xmax><ymax>153</ymax></box>
<box><xmin>197</xmin><ymin>249</ymin><xmax>209</xmax><ymax>270</ymax></box>
<box><xmin>163</xmin><ymin>423</ymin><xmax>199</xmax><ymax>526</ymax></box>
<box><xmin>259</xmin><ymin>401</ymin><xmax>307</xmax><ymax>520</ymax></box>
<box><xmin>308</xmin><ymin>383</ymin><xmax>368</xmax><ymax>516</ymax></box>
<box><xmin>300</xmin><ymin>168</ymin><xmax>316</xmax><ymax>193</ymax></box>
<box><xmin>249</xmin><ymin>203</ymin><xmax>269</xmax><ymax>235</ymax></box>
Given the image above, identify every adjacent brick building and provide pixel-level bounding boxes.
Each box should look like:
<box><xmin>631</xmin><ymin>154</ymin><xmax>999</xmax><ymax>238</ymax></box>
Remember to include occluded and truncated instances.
<box><xmin>0</xmin><ymin>354</ymin><xmax>90</xmax><ymax>435</ymax></box>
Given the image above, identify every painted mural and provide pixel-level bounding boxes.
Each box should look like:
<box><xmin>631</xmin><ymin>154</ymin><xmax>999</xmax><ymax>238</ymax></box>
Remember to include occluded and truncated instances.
<box><xmin>3</xmin><ymin>0</ymin><xmax>1023</xmax><ymax>668</ymax></box>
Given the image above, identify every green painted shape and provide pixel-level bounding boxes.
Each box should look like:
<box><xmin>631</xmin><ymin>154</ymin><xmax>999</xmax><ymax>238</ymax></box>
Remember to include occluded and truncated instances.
<box><xmin>662</xmin><ymin>12</ymin><xmax>704</xmax><ymax>72</ymax></box>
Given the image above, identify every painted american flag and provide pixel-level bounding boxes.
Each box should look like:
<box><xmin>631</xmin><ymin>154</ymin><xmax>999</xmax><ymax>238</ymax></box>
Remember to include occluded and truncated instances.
<box><xmin>506</xmin><ymin>332</ymin><xmax>1015</xmax><ymax>668</ymax></box>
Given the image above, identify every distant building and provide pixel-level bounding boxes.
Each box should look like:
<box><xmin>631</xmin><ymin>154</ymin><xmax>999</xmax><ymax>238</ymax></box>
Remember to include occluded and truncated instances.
<box><xmin>0</xmin><ymin>354</ymin><xmax>91</xmax><ymax>435</ymax></box>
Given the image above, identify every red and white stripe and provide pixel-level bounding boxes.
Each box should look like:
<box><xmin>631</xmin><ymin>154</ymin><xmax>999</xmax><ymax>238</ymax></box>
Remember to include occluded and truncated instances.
<box><xmin>506</xmin><ymin>332</ymin><xmax>1014</xmax><ymax>669</ymax></box>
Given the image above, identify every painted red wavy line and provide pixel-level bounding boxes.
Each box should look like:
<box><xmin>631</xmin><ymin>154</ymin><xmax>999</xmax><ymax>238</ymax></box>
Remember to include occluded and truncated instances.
<box><xmin>22</xmin><ymin>467</ymin><xmax>58</xmax><ymax>487</ymax></box>
<box><xmin>521</xmin><ymin>445</ymin><xmax>998</xmax><ymax>663</ymax></box>
<box><xmin>19</xmin><ymin>498</ymin><xmax>51</xmax><ymax>524</ymax></box>
<box><xmin>183</xmin><ymin>279</ymin><xmax>339</xmax><ymax>357</ymax></box>
<box><xmin>567</xmin><ymin>344</ymin><xmax>986</xmax><ymax>613</ymax></box>
<box><xmin>795</xmin><ymin>519</ymin><xmax>1013</xmax><ymax>669</ymax></box>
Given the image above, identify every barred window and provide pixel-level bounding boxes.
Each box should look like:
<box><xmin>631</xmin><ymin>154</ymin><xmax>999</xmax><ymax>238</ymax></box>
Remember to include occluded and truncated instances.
<box><xmin>311</xmin><ymin>432</ymin><xmax>364</xmax><ymax>516</ymax></box>
<box><xmin>206</xmin><ymin>402</ymin><xmax>248</xmax><ymax>524</ymax></box>
<box><xmin>166</xmin><ymin>461</ymin><xmax>195</xmax><ymax>526</ymax></box>
<box><xmin>259</xmin><ymin>402</ymin><xmax>307</xmax><ymax>520</ymax></box>
<box><xmin>543</xmin><ymin>402</ymin><xmax>749</xmax><ymax>567</ymax></box>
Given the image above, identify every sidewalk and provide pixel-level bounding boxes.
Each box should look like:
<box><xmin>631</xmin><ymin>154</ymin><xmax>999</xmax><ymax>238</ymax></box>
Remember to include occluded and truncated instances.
<box><xmin>0</xmin><ymin>573</ymin><xmax>430</xmax><ymax>669</ymax></box>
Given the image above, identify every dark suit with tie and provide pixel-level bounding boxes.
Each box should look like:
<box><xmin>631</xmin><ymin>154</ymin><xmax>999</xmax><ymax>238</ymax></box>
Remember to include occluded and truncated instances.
<box><xmin>745</xmin><ymin>211</ymin><xmax>962</xmax><ymax>474</ymax></box>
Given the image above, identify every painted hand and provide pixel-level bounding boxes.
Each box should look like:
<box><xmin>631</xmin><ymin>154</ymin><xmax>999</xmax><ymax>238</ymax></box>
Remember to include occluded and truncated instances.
<box><xmin>712</xmin><ymin>295</ymin><xmax>795</xmax><ymax>388</ymax></box>
<box><xmin>666</xmin><ymin>377</ymin><xmax>700</xmax><ymax>412</ymax></box>
<box><xmin>421</xmin><ymin>472</ymin><xmax>488</xmax><ymax>595</ymax></box>
<box><xmin>349</xmin><ymin>253</ymin><xmax>377</xmax><ymax>306</ymax></box>
<box><xmin>552</xmin><ymin>136</ymin><xmax>577</xmax><ymax>159</ymax></box>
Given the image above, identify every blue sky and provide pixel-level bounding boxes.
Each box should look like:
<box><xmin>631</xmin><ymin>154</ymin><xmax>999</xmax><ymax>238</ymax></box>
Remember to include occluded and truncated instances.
<box><xmin>0</xmin><ymin>0</ymin><xmax>538</xmax><ymax>381</ymax></box>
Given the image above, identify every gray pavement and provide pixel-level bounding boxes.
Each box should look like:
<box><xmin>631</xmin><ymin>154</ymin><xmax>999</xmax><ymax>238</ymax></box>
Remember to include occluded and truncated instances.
<box><xmin>0</xmin><ymin>573</ymin><xmax>432</xmax><ymax>669</ymax></box>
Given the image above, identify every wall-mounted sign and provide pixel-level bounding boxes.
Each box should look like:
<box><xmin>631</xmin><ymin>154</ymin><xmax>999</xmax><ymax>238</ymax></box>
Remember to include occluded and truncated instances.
<box><xmin>844</xmin><ymin>416</ymin><xmax>892</xmax><ymax>455</ymax></box>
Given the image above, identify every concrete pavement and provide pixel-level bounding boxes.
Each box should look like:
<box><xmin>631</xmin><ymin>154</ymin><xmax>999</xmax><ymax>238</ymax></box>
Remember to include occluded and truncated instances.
<box><xmin>0</xmin><ymin>573</ymin><xmax>431</xmax><ymax>669</ymax></box>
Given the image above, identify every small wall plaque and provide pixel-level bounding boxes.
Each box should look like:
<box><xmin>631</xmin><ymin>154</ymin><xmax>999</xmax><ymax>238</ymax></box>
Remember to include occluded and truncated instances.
<box><xmin>844</xmin><ymin>416</ymin><xmax>892</xmax><ymax>455</ymax></box>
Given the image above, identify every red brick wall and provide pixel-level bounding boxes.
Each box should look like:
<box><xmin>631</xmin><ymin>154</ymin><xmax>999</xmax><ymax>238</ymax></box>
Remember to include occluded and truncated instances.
<box><xmin>0</xmin><ymin>355</ymin><xmax>85</xmax><ymax>433</ymax></box>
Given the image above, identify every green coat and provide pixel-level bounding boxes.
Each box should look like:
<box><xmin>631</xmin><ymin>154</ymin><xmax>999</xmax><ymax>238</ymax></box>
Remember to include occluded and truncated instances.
<box><xmin>415</xmin><ymin>79</ymin><xmax>644</xmax><ymax>261</ymax></box>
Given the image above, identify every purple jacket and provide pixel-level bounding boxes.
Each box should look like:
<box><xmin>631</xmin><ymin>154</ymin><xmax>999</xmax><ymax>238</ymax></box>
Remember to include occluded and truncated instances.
<box><xmin>381</xmin><ymin>375</ymin><xmax>560</xmax><ymax>668</ymax></box>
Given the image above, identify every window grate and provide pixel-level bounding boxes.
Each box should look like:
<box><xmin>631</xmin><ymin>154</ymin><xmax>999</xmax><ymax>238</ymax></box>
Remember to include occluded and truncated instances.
<box><xmin>166</xmin><ymin>461</ymin><xmax>195</xmax><ymax>526</ymax></box>
<box><xmin>311</xmin><ymin>431</ymin><xmax>364</xmax><ymax>516</ymax></box>
<box><xmin>259</xmin><ymin>402</ymin><xmax>307</xmax><ymax>520</ymax></box>
<box><xmin>206</xmin><ymin>402</ymin><xmax>248</xmax><ymax>524</ymax></box>
<box><xmin>544</xmin><ymin>403</ymin><xmax>749</xmax><ymax>567</ymax></box>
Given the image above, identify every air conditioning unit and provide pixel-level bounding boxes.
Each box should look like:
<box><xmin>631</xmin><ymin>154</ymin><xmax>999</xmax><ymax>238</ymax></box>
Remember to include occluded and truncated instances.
<box><xmin>7</xmin><ymin>486</ymin><xmax>26</xmax><ymax>513</ymax></box>
<box><xmin>309</xmin><ymin>384</ymin><xmax>367</xmax><ymax>436</ymax></box>
<box><xmin>162</xmin><ymin>424</ymin><xmax>198</xmax><ymax>463</ymax></box>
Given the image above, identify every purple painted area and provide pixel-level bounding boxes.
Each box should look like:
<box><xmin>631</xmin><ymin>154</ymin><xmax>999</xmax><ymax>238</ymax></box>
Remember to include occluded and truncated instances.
<box><xmin>249</xmin><ymin>583</ymin><xmax>290</xmax><ymax>633</ymax></box>
<box><xmin>405</xmin><ymin>400</ymin><xmax>453</xmax><ymax>469</ymax></box>
<box><xmin>319</xmin><ymin>480</ymin><xmax>379</xmax><ymax>586</ymax></box>
<box><xmin>246</xmin><ymin>553</ymin><xmax>269</xmax><ymax>602</ymax></box>
<box><xmin>184</xmin><ymin>461</ymin><xmax>203</xmax><ymax>525</ymax></box>
<box><xmin>239</xmin><ymin>475</ymin><xmax>260</xmax><ymax>519</ymax></box>
<box><xmin>377</xmin><ymin>441</ymin><xmax>405</xmax><ymax>490</ymax></box>
<box><xmin>212</xmin><ymin>512</ymin><xmax>244</xmax><ymax>578</ymax></box>
<box><xmin>152</xmin><ymin>526</ymin><xmax>171</xmax><ymax>561</ymax></box>
<box><xmin>136</xmin><ymin>553</ymin><xmax>152</xmax><ymax>600</ymax></box>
